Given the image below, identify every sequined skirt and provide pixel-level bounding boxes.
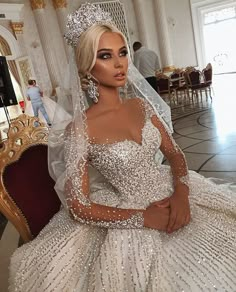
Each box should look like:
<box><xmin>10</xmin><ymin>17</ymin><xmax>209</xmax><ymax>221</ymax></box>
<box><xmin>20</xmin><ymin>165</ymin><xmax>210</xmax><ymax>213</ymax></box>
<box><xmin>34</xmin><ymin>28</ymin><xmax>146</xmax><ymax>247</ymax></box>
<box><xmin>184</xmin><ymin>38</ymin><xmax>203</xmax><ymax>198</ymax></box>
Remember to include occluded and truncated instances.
<box><xmin>9</xmin><ymin>170</ymin><xmax>236</xmax><ymax>292</ymax></box>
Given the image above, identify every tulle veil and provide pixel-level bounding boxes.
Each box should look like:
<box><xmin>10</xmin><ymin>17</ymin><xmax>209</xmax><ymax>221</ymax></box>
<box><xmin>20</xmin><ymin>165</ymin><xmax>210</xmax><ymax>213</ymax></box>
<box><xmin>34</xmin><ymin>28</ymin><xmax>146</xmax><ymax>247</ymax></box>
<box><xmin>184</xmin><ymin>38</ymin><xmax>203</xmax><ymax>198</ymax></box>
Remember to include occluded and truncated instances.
<box><xmin>48</xmin><ymin>5</ymin><xmax>173</xmax><ymax>209</ymax></box>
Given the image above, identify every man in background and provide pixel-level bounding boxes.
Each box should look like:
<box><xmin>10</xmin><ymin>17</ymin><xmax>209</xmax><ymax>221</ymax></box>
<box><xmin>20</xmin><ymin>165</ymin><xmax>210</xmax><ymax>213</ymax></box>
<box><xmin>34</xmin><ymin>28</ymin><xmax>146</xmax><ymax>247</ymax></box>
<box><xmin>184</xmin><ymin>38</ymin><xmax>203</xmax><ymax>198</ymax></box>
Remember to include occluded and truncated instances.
<box><xmin>26</xmin><ymin>79</ymin><xmax>51</xmax><ymax>126</ymax></box>
<box><xmin>133</xmin><ymin>41</ymin><xmax>160</xmax><ymax>92</ymax></box>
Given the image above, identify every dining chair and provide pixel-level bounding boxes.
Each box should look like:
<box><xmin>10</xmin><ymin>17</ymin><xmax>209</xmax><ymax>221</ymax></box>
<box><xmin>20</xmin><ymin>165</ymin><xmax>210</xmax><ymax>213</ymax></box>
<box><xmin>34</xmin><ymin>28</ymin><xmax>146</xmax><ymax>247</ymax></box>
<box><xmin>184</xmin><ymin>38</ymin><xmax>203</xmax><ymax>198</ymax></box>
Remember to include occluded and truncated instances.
<box><xmin>202</xmin><ymin>63</ymin><xmax>213</xmax><ymax>99</ymax></box>
<box><xmin>184</xmin><ymin>67</ymin><xmax>208</xmax><ymax>101</ymax></box>
<box><xmin>170</xmin><ymin>69</ymin><xmax>189</xmax><ymax>103</ymax></box>
<box><xmin>156</xmin><ymin>73</ymin><xmax>175</xmax><ymax>103</ymax></box>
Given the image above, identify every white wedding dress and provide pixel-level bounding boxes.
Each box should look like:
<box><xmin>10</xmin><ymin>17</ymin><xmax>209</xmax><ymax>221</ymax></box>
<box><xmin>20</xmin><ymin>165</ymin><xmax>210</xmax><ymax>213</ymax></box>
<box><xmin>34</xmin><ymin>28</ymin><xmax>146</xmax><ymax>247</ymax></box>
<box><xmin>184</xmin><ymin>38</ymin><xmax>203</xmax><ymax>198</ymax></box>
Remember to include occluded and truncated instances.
<box><xmin>9</xmin><ymin>102</ymin><xmax>236</xmax><ymax>292</ymax></box>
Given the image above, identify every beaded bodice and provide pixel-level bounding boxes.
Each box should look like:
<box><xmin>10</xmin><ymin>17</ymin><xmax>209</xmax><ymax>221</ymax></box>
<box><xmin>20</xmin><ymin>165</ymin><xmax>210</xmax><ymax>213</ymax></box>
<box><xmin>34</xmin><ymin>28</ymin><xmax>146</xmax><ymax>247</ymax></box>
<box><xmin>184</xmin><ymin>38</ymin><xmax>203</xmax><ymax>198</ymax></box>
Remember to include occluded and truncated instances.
<box><xmin>88</xmin><ymin>119</ymin><xmax>173</xmax><ymax>209</ymax></box>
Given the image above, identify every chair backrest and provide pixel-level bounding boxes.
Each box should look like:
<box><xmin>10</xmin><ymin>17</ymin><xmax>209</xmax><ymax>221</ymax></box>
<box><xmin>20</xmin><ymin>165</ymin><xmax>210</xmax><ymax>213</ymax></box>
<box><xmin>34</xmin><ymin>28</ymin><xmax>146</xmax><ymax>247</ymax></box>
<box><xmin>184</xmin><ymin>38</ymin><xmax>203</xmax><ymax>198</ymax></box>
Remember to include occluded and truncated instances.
<box><xmin>185</xmin><ymin>68</ymin><xmax>202</xmax><ymax>86</ymax></box>
<box><xmin>202</xmin><ymin>63</ymin><xmax>213</xmax><ymax>85</ymax></box>
<box><xmin>0</xmin><ymin>114</ymin><xmax>61</xmax><ymax>242</ymax></box>
<box><xmin>170</xmin><ymin>69</ymin><xmax>185</xmax><ymax>87</ymax></box>
<box><xmin>169</xmin><ymin>72</ymin><xmax>180</xmax><ymax>87</ymax></box>
<box><xmin>156</xmin><ymin>73</ymin><xmax>170</xmax><ymax>93</ymax></box>
<box><xmin>185</xmin><ymin>66</ymin><xmax>195</xmax><ymax>72</ymax></box>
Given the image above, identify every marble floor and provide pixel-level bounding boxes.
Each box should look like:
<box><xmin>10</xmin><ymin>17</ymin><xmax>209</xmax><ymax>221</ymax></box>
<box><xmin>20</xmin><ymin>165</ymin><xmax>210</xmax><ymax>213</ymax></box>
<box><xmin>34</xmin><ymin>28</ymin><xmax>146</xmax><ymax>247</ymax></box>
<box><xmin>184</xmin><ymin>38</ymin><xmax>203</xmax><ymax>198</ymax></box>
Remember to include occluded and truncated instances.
<box><xmin>0</xmin><ymin>74</ymin><xmax>236</xmax><ymax>291</ymax></box>
<box><xmin>170</xmin><ymin>73</ymin><xmax>236</xmax><ymax>182</ymax></box>
<box><xmin>171</xmin><ymin>109</ymin><xmax>236</xmax><ymax>182</ymax></box>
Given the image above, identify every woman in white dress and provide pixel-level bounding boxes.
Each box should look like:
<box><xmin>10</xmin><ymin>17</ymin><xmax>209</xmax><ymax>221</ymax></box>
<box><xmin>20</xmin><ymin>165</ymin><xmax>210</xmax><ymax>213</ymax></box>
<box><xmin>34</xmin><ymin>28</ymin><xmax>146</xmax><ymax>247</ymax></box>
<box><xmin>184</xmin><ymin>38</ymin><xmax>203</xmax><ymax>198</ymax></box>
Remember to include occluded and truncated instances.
<box><xmin>9</xmin><ymin>3</ymin><xmax>236</xmax><ymax>292</ymax></box>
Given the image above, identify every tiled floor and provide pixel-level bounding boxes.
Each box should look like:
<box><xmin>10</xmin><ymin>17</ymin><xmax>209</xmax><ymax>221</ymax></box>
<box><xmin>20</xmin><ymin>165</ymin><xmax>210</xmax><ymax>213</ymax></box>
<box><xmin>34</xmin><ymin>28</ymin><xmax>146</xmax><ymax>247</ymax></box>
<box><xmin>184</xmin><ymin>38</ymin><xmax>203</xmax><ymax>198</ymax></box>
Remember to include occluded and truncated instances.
<box><xmin>170</xmin><ymin>73</ymin><xmax>236</xmax><ymax>182</ymax></box>
<box><xmin>172</xmin><ymin>109</ymin><xmax>236</xmax><ymax>182</ymax></box>
<box><xmin>0</xmin><ymin>74</ymin><xmax>236</xmax><ymax>291</ymax></box>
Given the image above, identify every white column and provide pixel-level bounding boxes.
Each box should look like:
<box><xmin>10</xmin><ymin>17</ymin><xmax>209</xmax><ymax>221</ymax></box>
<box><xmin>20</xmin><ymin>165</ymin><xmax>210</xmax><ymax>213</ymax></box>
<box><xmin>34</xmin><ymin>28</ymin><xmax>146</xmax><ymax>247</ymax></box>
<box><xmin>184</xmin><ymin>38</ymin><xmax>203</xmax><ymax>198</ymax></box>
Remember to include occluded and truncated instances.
<box><xmin>52</xmin><ymin>0</ymin><xmax>69</xmax><ymax>61</ymax></box>
<box><xmin>152</xmin><ymin>0</ymin><xmax>174</xmax><ymax>71</ymax></box>
<box><xmin>30</xmin><ymin>0</ymin><xmax>61</xmax><ymax>87</ymax></box>
<box><xmin>132</xmin><ymin>0</ymin><xmax>149</xmax><ymax>46</ymax></box>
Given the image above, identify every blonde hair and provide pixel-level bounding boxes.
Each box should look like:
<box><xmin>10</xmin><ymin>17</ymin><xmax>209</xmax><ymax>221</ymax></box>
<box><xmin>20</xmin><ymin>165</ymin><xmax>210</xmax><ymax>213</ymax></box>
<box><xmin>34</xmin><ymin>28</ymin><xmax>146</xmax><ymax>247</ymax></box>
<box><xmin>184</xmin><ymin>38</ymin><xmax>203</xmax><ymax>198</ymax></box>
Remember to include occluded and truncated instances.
<box><xmin>76</xmin><ymin>23</ymin><xmax>127</xmax><ymax>80</ymax></box>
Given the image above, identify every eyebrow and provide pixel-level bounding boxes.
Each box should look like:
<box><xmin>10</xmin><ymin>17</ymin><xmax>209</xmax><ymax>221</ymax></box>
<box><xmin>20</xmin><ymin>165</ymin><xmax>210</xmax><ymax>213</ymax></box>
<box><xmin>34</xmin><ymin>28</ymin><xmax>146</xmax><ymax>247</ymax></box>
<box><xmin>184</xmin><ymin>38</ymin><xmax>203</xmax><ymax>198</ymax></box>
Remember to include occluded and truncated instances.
<box><xmin>97</xmin><ymin>46</ymin><xmax>127</xmax><ymax>53</ymax></box>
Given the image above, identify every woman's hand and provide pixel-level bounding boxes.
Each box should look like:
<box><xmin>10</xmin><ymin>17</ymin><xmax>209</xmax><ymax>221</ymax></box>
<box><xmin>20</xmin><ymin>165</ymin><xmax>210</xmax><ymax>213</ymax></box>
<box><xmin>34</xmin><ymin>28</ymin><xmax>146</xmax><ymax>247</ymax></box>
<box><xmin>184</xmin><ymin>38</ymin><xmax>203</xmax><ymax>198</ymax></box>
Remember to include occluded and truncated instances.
<box><xmin>167</xmin><ymin>191</ymin><xmax>190</xmax><ymax>233</ymax></box>
<box><xmin>143</xmin><ymin>203</ymin><xmax>170</xmax><ymax>231</ymax></box>
<box><xmin>152</xmin><ymin>186</ymin><xmax>191</xmax><ymax>233</ymax></box>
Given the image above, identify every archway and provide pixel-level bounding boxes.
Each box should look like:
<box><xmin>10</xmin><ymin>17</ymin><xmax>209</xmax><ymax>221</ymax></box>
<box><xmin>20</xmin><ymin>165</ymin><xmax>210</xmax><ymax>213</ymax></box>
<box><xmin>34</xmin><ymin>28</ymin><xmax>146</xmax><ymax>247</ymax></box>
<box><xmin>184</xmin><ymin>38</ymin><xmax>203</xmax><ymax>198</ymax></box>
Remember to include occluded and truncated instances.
<box><xmin>0</xmin><ymin>25</ymin><xmax>20</xmax><ymax>60</ymax></box>
<box><xmin>0</xmin><ymin>26</ymin><xmax>23</xmax><ymax>97</ymax></box>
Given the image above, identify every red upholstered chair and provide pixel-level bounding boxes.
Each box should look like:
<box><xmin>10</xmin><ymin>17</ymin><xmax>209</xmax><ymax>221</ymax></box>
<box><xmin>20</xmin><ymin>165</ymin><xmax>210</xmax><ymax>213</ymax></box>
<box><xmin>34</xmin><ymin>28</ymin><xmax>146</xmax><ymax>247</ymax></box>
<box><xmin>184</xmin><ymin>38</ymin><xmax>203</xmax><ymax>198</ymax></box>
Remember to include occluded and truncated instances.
<box><xmin>170</xmin><ymin>69</ymin><xmax>189</xmax><ymax>103</ymax></box>
<box><xmin>0</xmin><ymin>114</ymin><xmax>61</xmax><ymax>242</ymax></box>
<box><xmin>156</xmin><ymin>73</ymin><xmax>175</xmax><ymax>103</ymax></box>
<box><xmin>202</xmin><ymin>63</ymin><xmax>213</xmax><ymax>99</ymax></box>
<box><xmin>184</xmin><ymin>67</ymin><xmax>208</xmax><ymax>101</ymax></box>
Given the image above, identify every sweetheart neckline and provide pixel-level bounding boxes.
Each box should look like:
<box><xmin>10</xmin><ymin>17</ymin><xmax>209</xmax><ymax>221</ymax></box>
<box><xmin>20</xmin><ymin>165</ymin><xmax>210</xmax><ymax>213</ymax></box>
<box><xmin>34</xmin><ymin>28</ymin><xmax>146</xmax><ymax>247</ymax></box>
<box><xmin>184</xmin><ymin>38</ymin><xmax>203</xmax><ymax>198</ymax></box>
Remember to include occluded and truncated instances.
<box><xmin>89</xmin><ymin>119</ymin><xmax>159</xmax><ymax>148</ymax></box>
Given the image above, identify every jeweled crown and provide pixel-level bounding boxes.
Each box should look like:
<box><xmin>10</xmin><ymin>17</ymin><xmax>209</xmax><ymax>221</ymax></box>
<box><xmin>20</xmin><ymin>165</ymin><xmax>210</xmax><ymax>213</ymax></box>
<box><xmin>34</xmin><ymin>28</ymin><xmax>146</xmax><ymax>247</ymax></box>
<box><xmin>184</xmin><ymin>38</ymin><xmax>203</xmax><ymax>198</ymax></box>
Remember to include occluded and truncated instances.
<box><xmin>65</xmin><ymin>2</ymin><xmax>115</xmax><ymax>47</ymax></box>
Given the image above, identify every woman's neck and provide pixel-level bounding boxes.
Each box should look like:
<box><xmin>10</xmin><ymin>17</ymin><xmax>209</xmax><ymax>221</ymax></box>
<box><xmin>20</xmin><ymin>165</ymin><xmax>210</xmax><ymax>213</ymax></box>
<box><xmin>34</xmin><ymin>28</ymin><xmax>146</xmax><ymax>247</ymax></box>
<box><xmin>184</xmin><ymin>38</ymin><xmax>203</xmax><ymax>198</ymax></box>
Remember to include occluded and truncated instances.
<box><xmin>96</xmin><ymin>86</ymin><xmax>122</xmax><ymax>110</ymax></box>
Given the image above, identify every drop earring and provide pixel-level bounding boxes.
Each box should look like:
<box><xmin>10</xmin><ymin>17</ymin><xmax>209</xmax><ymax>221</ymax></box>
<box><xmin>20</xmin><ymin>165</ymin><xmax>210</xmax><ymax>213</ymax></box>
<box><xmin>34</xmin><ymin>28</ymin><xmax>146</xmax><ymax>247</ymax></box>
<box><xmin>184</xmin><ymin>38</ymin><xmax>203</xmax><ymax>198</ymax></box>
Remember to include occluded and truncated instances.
<box><xmin>87</xmin><ymin>73</ymin><xmax>99</xmax><ymax>103</ymax></box>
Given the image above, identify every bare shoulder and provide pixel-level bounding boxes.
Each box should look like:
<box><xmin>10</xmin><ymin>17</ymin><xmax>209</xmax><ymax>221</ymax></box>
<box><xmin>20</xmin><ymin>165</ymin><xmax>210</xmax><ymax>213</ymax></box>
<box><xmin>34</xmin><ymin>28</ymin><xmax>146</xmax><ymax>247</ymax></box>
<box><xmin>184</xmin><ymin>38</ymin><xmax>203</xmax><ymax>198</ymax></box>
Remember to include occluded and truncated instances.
<box><xmin>125</xmin><ymin>97</ymin><xmax>142</xmax><ymax>105</ymax></box>
<box><xmin>124</xmin><ymin>97</ymin><xmax>144</xmax><ymax>110</ymax></box>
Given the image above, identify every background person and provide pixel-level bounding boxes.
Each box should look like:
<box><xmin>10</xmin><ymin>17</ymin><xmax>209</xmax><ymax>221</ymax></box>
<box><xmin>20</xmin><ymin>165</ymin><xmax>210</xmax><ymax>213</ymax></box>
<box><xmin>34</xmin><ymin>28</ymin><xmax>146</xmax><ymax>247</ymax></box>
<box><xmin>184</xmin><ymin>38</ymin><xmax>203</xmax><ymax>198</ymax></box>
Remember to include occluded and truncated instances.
<box><xmin>26</xmin><ymin>79</ymin><xmax>51</xmax><ymax>126</ymax></box>
<box><xmin>133</xmin><ymin>41</ymin><xmax>160</xmax><ymax>92</ymax></box>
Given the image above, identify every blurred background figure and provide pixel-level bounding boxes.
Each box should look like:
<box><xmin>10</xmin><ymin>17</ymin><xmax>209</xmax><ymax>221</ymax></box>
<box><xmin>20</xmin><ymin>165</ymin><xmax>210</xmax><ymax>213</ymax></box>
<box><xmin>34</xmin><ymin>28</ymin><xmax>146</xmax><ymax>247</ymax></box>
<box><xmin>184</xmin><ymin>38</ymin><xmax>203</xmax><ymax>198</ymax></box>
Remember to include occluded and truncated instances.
<box><xmin>26</xmin><ymin>79</ymin><xmax>51</xmax><ymax>126</ymax></box>
<box><xmin>133</xmin><ymin>41</ymin><xmax>160</xmax><ymax>92</ymax></box>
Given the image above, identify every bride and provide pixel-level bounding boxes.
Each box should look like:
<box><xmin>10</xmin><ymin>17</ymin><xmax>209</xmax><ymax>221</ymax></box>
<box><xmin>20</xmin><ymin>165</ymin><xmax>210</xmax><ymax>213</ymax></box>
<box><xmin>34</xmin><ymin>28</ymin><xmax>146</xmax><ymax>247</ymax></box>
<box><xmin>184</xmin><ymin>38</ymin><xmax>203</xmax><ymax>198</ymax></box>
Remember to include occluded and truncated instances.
<box><xmin>9</xmin><ymin>3</ymin><xmax>236</xmax><ymax>292</ymax></box>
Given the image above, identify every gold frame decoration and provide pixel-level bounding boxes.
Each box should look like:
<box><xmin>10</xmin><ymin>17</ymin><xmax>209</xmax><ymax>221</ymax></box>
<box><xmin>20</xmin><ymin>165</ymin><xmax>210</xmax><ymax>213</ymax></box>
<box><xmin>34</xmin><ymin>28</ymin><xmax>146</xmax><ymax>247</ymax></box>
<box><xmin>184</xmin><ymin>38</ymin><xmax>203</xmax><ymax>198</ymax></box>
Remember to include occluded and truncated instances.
<box><xmin>30</xmin><ymin>0</ymin><xmax>46</xmax><ymax>10</ymax></box>
<box><xmin>0</xmin><ymin>114</ymin><xmax>49</xmax><ymax>242</ymax></box>
<box><xmin>15</xmin><ymin>56</ymin><xmax>35</xmax><ymax>94</ymax></box>
<box><xmin>52</xmin><ymin>0</ymin><xmax>67</xmax><ymax>9</ymax></box>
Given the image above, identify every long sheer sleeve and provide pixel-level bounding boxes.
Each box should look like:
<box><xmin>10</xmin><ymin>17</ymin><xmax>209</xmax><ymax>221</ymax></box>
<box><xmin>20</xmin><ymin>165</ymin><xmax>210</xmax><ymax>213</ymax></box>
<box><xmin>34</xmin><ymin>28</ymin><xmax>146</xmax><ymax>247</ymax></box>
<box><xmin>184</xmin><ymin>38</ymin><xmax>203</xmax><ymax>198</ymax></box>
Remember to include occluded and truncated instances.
<box><xmin>144</xmin><ymin>100</ymin><xmax>189</xmax><ymax>190</ymax></box>
<box><xmin>64</xmin><ymin>125</ymin><xmax>144</xmax><ymax>229</ymax></box>
<box><xmin>152</xmin><ymin>116</ymin><xmax>189</xmax><ymax>189</ymax></box>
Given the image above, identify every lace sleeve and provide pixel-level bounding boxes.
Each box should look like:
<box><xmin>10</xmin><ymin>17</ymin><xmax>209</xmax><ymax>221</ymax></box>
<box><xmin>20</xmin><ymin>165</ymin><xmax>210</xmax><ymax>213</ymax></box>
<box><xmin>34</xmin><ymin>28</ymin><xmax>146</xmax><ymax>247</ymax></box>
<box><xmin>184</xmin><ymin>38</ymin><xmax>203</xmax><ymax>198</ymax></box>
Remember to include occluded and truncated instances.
<box><xmin>142</xmin><ymin>98</ymin><xmax>156</xmax><ymax>119</ymax></box>
<box><xmin>64</xmin><ymin>125</ymin><xmax>144</xmax><ymax>229</ymax></box>
<box><xmin>150</xmin><ymin>114</ymin><xmax>189</xmax><ymax>189</ymax></box>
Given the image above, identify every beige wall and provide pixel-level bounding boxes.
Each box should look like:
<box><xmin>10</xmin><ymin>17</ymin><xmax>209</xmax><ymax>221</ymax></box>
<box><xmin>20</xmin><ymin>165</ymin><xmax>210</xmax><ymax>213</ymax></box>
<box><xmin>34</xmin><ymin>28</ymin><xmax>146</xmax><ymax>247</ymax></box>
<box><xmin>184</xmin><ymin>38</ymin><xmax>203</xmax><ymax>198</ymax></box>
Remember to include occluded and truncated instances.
<box><xmin>0</xmin><ymin>0</ymin><xmax>202</xmax><ymax>83</ymax></box>
<box><xmin>165</xmin><ymin>0</ymin><xmax>198</xmax><ymax>67</ymax></box>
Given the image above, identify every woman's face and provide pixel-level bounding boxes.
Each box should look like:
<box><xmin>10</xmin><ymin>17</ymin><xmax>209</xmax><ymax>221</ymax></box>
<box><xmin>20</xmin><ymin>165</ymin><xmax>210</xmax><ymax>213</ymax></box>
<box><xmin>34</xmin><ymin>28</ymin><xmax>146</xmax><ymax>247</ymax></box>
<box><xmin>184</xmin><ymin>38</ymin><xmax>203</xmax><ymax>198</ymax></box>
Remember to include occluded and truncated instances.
<box><xmin>90</xmin><ymin>32</ymin><xmax>128</xmax><ymax>88</ymax></box>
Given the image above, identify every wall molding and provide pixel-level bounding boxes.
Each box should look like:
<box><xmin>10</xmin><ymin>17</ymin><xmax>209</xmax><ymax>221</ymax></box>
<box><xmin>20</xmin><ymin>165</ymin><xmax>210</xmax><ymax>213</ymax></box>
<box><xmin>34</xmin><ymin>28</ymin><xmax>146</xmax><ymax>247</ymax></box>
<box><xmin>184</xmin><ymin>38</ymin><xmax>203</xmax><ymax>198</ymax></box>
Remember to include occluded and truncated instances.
<box><xmin>0</xmin><ymin>25</ymin><xmax>21</xmax><ymax>60</ymax></box>
<box><xmin>0</xmin><ymin>4</ymin><xmax>24</xmax><ymax>21</ymax></box>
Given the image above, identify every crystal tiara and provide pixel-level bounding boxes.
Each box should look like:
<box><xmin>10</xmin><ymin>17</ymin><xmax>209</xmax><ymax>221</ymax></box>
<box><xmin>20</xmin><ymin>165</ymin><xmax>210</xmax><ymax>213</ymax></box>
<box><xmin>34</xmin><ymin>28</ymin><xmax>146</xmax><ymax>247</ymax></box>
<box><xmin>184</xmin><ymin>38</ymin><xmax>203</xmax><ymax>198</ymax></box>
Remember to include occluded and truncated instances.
<box><xmin>64</xmin><ymin>2</ymin><xmax>115</xmax><ymax>47</ymax></box>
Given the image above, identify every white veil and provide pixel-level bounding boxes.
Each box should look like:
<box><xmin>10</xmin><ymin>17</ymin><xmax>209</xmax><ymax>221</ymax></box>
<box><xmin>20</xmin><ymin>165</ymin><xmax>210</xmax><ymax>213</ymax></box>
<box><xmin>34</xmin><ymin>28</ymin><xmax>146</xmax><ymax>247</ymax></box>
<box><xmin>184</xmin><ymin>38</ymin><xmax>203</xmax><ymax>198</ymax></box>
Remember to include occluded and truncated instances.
<box><xmin>48</xmin><ymin>4</ymin><xmax>173</xmax><ymax>209</ymax></box>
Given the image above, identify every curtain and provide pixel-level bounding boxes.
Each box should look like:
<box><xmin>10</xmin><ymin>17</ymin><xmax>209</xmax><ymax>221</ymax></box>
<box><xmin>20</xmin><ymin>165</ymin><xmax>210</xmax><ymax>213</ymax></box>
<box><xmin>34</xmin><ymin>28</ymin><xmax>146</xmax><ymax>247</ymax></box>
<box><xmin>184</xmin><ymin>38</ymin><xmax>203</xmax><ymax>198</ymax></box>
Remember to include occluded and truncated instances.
<box><xmin>0</xmin><ymin>35</ymin><xmax>21</xmax><ymax>86</ymax></box>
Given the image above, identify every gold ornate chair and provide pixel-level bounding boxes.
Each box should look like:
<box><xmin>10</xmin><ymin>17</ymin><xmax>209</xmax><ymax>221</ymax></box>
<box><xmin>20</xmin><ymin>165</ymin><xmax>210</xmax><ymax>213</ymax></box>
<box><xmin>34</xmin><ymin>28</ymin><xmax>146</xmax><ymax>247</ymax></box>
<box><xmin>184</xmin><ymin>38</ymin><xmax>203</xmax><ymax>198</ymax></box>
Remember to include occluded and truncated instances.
<box><xmin>0</xmin><ymin>114</ymin><xmax>61</xmax><ymax>243</ymax></box>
